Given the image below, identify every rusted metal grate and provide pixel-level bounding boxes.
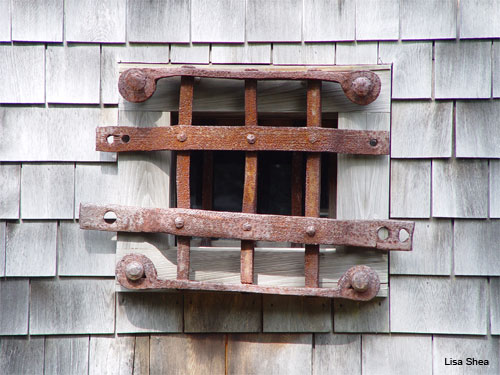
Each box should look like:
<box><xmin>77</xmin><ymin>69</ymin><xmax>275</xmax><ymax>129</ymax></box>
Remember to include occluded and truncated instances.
<box><xmin>80</xmin><ymin>66</ymin><xmax>414</xmax><ymax>301</ymax></box>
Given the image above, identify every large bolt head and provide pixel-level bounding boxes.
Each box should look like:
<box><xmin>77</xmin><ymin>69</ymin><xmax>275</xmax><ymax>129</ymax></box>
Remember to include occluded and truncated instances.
<box><xmin>125</xmin><ymin>261</ymin><xmax>144</xmax><ymax>281</ymax></box>
<box><xmin>351</xmin><ymin>271</ymin><xmax>371</xmax><ymax>292</ymax></box>
<box><xmin>174</xmin><ymin>217</ymin><xmax>185</xmax><ymax>229</ymax></box>
<box><xmin>352</xmin><ymin>76</ymin><xmax>373</xmax><ymax>97</ymax></box>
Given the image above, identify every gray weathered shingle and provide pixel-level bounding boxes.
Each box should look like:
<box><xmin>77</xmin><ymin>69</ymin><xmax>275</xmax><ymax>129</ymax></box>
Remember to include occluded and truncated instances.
<box><xmin>46</xmin><ymin>45</ymin><xmax>100</xmax><ymax>104</ymax></box>
<box><xmin>313</xmin><ymin>334</ymin><xmax>360</xmax><ymax>375</ymax></box>
<box><xmin>336</xmin><ymin>42</ymin><xmax>378</xmax><ymax>65</ymax></box>
<box><xmin>390</xmin><ymin>160</ymin><xmax>431</xmax><ymax>218</ymax></box>
<box><xmin>379</xmin><ymin>42</ymin><xmax>432</xmax><ymax>99</ymax></box>
<box><xmin>0</xmin><ymin>0</ymin><xmax>10</xmax><ymax>41</ymax></box>
<box><xmin>355</xmin><ymin>0</ymin><xmax>399</xmax><ymax>41</ymax></box>
<box><xmin>391</xmin><ymin>276</ymin><xmax>487</xmax><ymax>334</ymax></box>
<box><xmin>5</xmin><ymin>222</ymin><xmax>57</xmax><ymax>276</ymax></box>
<box><xmin>127</xmin><ymin>0</ymin><xmax>190</xmax><ymax>43</ymax></box>
<box><xmin>435</xmin><ymin>41</ymin><xmax>491</xmax><ymax>99</ymax></box>
<box><xmin>362</xmin><ymin>335</ymin><xmax>432</xmax><ymax>375</ymax></box>
<box><xmin>303</xmin><ymin>0</ymin><xmax>355</xmax><ymax>42</ymax></box>
<box><xmin>490</xmin><ymin>160</ymin><xmax>500</xmax><ymax>218</ymax></box>
<box><xmin>491</xmin><ymin>278</ymin><xmax>500</xmax><ymax>335</ymax></box>
<box><xmin>191</xmin><ymin>0</ymin><xmax>245</xmax><ymax>43</ymax></box>
<box><xmin>0</xmin><ymin>45</ymin><xmax>45</xmax><ymax>103</ymax></box>
<box><xmin>273</xmin><ymin>43</ymin><xmax>335</xmax><ymax>65</ymax></box>
<box><xmin>57</xmin><ymin>222</ymin><xmax>115</xmax><ymax>276</ymax></box>
<box><xmin>391</xmin><ymin>101</ymin><xmax>453</xmax><ymax>158</ymax></box>
<box><xmin>170</xmin><ymin>44</ymin><xmax>210</xmax><ymax>64</ymax></box>
<box><xmin>494</xmin><ymin>41</ymin><xmax>500</xmax><ymax>98</ymax></box>
<box><xmin>432</xmin><ymin>159</ymin><xmax>488</xmax><ymax>218</ymax></box>
<box><xmin>89</xmin><ymin>336</ymin><xmax>134</xmax><ymax>375</ymax></box>
<box><xmin>456</xmin><ymin>100</ymin><xmax>500</xmax><ymax>157</ymax></box>
<box><xmin>65</xmin><ymin>0</ymin><xmax>126</xmax><ymax>43</ymax></box>
<box><xmin>400</xmin><ymin>0</ymin><xmax>457</xmax><ymax>40</ymax></box>
<box><xmin>45</xmin><ymin>337</ymin><xmax>89</xmax><ymax>375</ymax></box>
<box><xmin>211</xmin><ymin>43</ymin><xmax>271</xmax><ymax>64</ymax></box>
<box><xmin>0</xmin><ymin>279</ymin><xmax>29</xmax><ymax>335</ymax></box>
<box><xmin>459</xmin><ymin>0</ymin><xmax>500</xmax><ymax>39</ymax></box>
<box><xmin>12</xmin><ymin>0</ymin><xmax>63</xmax><ymax>42</ymax></box>
<box><xmin>0</xmin><ymin>338</ymin><xmax>44</xmax><ymax>375</ymax></box>
<box><xmin>390</xmin><ymin>219</ymin><xmax>452</xmax><ymax>275</ymax></box>
<box><xmin>30</xmin><ymin>279</ymin><xmax>115</xmax><ymax>334</ymax></box>
<box><xmin>0</xmin><ymin>222</ymin><xmax>4</xmax><ymax>277</ymax></box>
<box><xmin>21</xmin><ymin>163</ymin><xmax>75</xmax><ymax>219</ymax></box>
<box><xmin>0</xmin><ymin>164</ymin><xmax>20</xmax><ymax>219</ymax></box>
<box><xmin>246</xmin><ymin>0</ymin><xmax>302</xmax><ymax>42</ymax></box>
<box><xmin>334</xmin><ymin>298</ymin><xmax>389</xmax><ymax>333</ymax></box>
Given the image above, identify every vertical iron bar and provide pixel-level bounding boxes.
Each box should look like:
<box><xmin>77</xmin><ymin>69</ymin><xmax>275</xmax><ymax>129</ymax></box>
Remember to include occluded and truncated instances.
<box><xmin>241</xmin><ymin>79</ymin><xmax>258</xmax><ymax>284</ymax></box>
<box><xmin>176</xmin><ymin>76</ymin><xmax>194</xmax><ymax>280</ymax></box>
<box><xmin>304</xmin><ymin>80</ymin><xmax>322</xmax><ymax>288</ymax></box>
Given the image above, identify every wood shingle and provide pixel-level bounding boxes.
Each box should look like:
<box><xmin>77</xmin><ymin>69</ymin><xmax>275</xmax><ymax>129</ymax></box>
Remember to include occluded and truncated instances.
<box><xmin>0</xmin><ymin>338</ymin><xmax>44</xmax><ymax>375</ymax></box>
<box><xmin>12</xmin><ymin>0</ymin><xmax>63</xmax><ymax>42</ymax></box>
<box><xmin>44</xmin><ymin>337</ymin><xmax>89</xmax><ymax>375</ymax></box>
<box><xmin>400</xmin><ymin>0</ymin><xmax>457</xmax><ymax>40</ymax></box>
<box><xmin>0</xmin><ymin>279</ymin><xmax>29</xmax><ymax>335</ymax></box>
<box><xmin>313</xmin><ymin>334</ymin><xmax>361</xmax><ymax>375</ymax></box>
<box><xmin>303</xmin><ymin>0</ymin><xmax>355</xmax><ymax>42</ymax></box>
<box><xmin>355</xmin><ymin>0</ymin><xmax>399</xmax><ymax>41</ymax></box>
<box><xmin>0</xmin><ymin>164</ymin><xmax>20</xmax><ymax>219</ymax></box>
<box><xmin>211</xmin><ymin>43</ymin><xmax>271</xmax><ymax>64</ymax></box>
<box><xmin>336</xmin><ymin>42</ymin><xmax>378</xmax><ymax>65</ymax></box>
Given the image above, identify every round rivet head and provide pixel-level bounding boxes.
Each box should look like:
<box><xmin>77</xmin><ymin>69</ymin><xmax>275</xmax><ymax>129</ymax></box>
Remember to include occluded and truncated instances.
<box><xmin>242</xmin><ymin>223</ymin><xmax>252</xmax><ymax>231</ymax></box>
<box><xmin>352</xmin><ymin>76</ymin><xmax>373</xmax><ymax>97</ymax></box>
<box><xmin>177</xmin><ymin>132</ymin><xmax>187</xmax><ymax>142</ymax></box>
<box><xmin>174</xmin><ymin>217</ymin><xmax>184</xmax><ymax>229</ymax></box>
<box><xmin>369</xmin><ymin>139</ymin><xmax>378</xmax><ymax>147</ymax></box>
<box><xmin>351</xmin><ymin>271</ymin><xmax>371</xmax><ymax>292</ymax></box>
<box><xmin>246</xmin><ymin>134</ymin><xmax>256</xmax><ymax>144</ymax></box>
<box><xmin>125</xmin><ymin>261</ymin><xmax>144</xmax><ymax>281</ymax></box>
<box><xmin>306</xmin><ymin>225</ymin><xmax>316</xmax><ymax>237</ymax></box>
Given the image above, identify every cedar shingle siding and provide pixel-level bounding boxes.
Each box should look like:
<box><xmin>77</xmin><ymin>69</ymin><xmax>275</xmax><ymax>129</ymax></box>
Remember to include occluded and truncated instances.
<box><xmin>1</xmin><ymin>1</ymin><xmax>499</xmax><ymax>374</ymax></box>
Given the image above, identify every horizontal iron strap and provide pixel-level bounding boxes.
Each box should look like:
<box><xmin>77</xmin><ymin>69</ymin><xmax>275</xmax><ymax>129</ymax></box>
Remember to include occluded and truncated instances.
<box><xmin>98</xmin><ymin>126</ymin><xmax>389</xmax><ymax>155</ymax></box>
<box><xmin>118</xmin><ymin>67</ymin><xmax>381</xmax><ymax>105</ymax></box>
<box><xmin>79</xmin><ymin>203</ymin><xmax>414</xmax><ymax>251</ymax></box>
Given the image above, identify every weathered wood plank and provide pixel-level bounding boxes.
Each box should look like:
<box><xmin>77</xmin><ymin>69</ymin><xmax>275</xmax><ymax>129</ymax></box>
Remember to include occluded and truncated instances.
<box><xmin>102</xmin><ymin>45</ymin><xmax>169</xmax><ymax>104</ymax></box>
<box><xmin>127</xmin><ymin>0</ymin><xmax>190</xmax><ymax>43</ymax></box>
<box><xmin>490</xmin><ymin>160</ymin><xmax>500</xmax><ymax>217</ymax></box>
<box><xmin>6</xmin><ymin>222</ymin><xmax>57</xmax><ymax>276</ymax></box>
<box><xmin>12</xmin><ymin>0</ymin><xmax>63</xmax><ymax>42</ymax></box>
<box><xmin>65</xmin><ymin>0</ymin><xmax>125</xmax><ymax>43</ymax></box>
<box><xmin>170</xmin><ymin>44</ymin><xmax>210</xmax><ymax>64</ymax></box>
<box><xmin>355</xmin><ymin>0</ymin><xmax>399</xmax><ymax>41</ymax></box>
<box><xmin>490</xmin><ymin>278</ymin><xmax>500</xmax><ymax>335</ymax></box>
<box><xmin>454</xmin><ymin>220</ymin><xmax>500</xmax><ymax>276</ymax></box>
<box><xmin>0</xmin><ymin>222</ymin><xmax>4</xmax><ymax>277</ymax></box>
<box><xmin>391</xmin><ymin>276</ymin><xmax>487</xmax><ymax>334</ymax></box>
<box><xmin>401</xmin><ymin>0</ymin><xmax>457</xmax><ymax>40</ymax></box>
<box><xmin>362</xmin><ymin>335</ymin><xmax>432</xmax><ymax>375</ymax></box>
<box><xmin>337</xmin><ymin>112</ymin><xmax>390</xmax><ymax>220</ymax></box>
<box><xmin>150</xmin><ymin>334</ymin><xmax>225</xmax><ymax>375</ymax></box>
<box><xmin>89</xmin><ymin>336</ymin><xmax>134</xmax><ymax>375</ymax></box>
<box><xmin>0</xmin><ymin>164</ymin><xmax>20</xmax><ymax>219</ymax></box>
<box><xmin>118</xmin><ymin>64</ymin><xmax>391</xmax><ymax>113</ymax></box>
<box><xmin>433</xmin><ymin>336</ymin><xmax>499</xmax><ymax>374</ymax></box>
<box><xmin>191</xmin><ymin>0</ymin><xmax>245</xmax><ymax>43</ymax></box>
<box><xmin>334</xmin><ymin>297</ymin><xmax>389</xmax><ymax>333</ymax></box>
<box><xmin>336</xmin><ymin>42</ymin><xmax>378</xmax><ymax>65</ymax></box>
<box><xmin>21</xmin><ymin>163</ymin><xmax>74</xmax><ymax>219</ymax></box>
<box><xmin>0</xmin><ymin>107</ymin><xmax>116</xmax><ymax>162</ymax></box>
<box><xmin>246</xmin><ymin>0</ymin><xmax>302</xmax><ymax>42</ymax></box>
<box><xmin>390</xmin><ymin>159</ymin><xmax>431</xmax><ymax>218</ymax></box>
<box><xmin>263</xmin><ymin>295</ymin><xmax>331</xmax><ymax>332</ymax></box>
<box><xmin>211</xmin><ymin>43</ymin><xmax>271</xmax><ymax>64</ymax></box>
<box><xmin>456</xmin><ymin>100</ymin><xmax>500</xmax><ymax>157</ymax></box>
<box><xmin>494</xmin><ymin>41</ymin><xmax>500</xmax><ymax>98</ymax></box>
<box><xmin>185</xmin><ymin>292</ymin><xmax>261</xmax><ymax>332</ymax></box>
<box><xmin>133</xmin><ymin>336</ymin><xmax>150</xmax><ymax>375</ymax></box>
<box><xmin>0</xmin><ymin>279</ymin><xmax>29</xmax><ymax>335</ymax></box>
<box><xmin>116</xmin><ymin>292</ymin><xmax>183</xmax><ymax>333</ymax></box>
<box><xmin>30</xmin><ymin>279</ymin><xmax>115</xmax><ymax>334</ymax></box>
<box><xmin>0</xmin><ymin>0</ymin><xmax>10</xmax><ymax>41</ymax></box>
<box><xmin>314</xmin><ymin>334</ymin><xmax>360</xmax><ymax>375</ymax></box>
<box><xmin>75</xmin><ymin>163</ymin><xmax>119</xmax><ymax>219</ymax></box>
<box><xmin>379</xmin><ymin>42</ymin><xmax>432</xmax><ymax>99</ymax></box>
<box><xmin>390</xmin><ymin>219</ymin><xmax>452</xmax><ymax>275</ymax></box>
<box><xmin>46</xmin><ymin>45</ymin><xmax>100</xmax><ymax>104</ymax></box>
<box><xmin>273</xmin><ymin>43</ymin><xmax>335</xmax><ymax>65</ymax></box>
<box><xmin>391</xmin><ymin>101</ymin><xmax>453</xmax><ymax>158</ymax></box>
<box><xmin>0</xmin><ymin>338</ymin><xmax>44</xmax><ymax>375</ymax></box>
<box><xmin>435</xmin><ymin>41</ymin><xmax>491</xmax><ymax>99</ymax></box>
<box><xmin>303</xmin><ymin>0</ymin><xmax>355</xmax><ymax>42</ymax></box>
<box><xmin>58</xmin><ymin>222</ymin><xmax>115</xmax><ymax>276</ymax></box>
<box><xmin>44</xmin><ymin>336</ymin><xmax>89</xmax><ymax>375</ymax></box>
<box><xmin>432</xmin><ymin>159</ymin><xmax>488</xmax><ymax>218</ymax></box>
<box><xmin>228</xmin><ymin>334</ymin><xmax>312</xmax><ymax>375</ymax></box>
<box><xmin>0</xmin><ymin>44</ymin><xmax>45</xmax><ymax>103</ymax></box>
<box><xmin>460</xmin><ymin>0</ymin><xmax>500</xmax><ymax>39</ymax></box>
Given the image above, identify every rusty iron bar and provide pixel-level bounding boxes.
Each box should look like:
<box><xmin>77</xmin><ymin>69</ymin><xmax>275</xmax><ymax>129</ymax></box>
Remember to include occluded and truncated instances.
<box><xmin>304</xmin><ymin>80</ymin><xmax>322</xmax><ymax>288</ymax></box>
<box><xmin>118</xmin><ymin>67</ymin><xmax>381</xmax><ymax>105</ymax></box>
<box><xmin>116</xmin><ymin>254</ymin><xmax>381</xmax><ymax>301</ymax></box>
<box><xmin>176</xmin><ymin>76</ymin><xmax>194</xmax><ymax>280</ymax></box>
<box><xmin>241</xmin><ymin>79</ymin><xmax>258</xmax><ymax>284</ymax></box>
<box><xmin>79</xmin><ymin>203</ymin><xmax>415</xmax><ymax>251</ymax></box>
<box><xmin>97</xmin><ymin>126</ymin><xmax>389</xmax><ymax>155</ymax></box>
<box><xmin>290</xmin><ymin>152</ymin><xmax>303</xmax><ymax>248</ymax></box>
